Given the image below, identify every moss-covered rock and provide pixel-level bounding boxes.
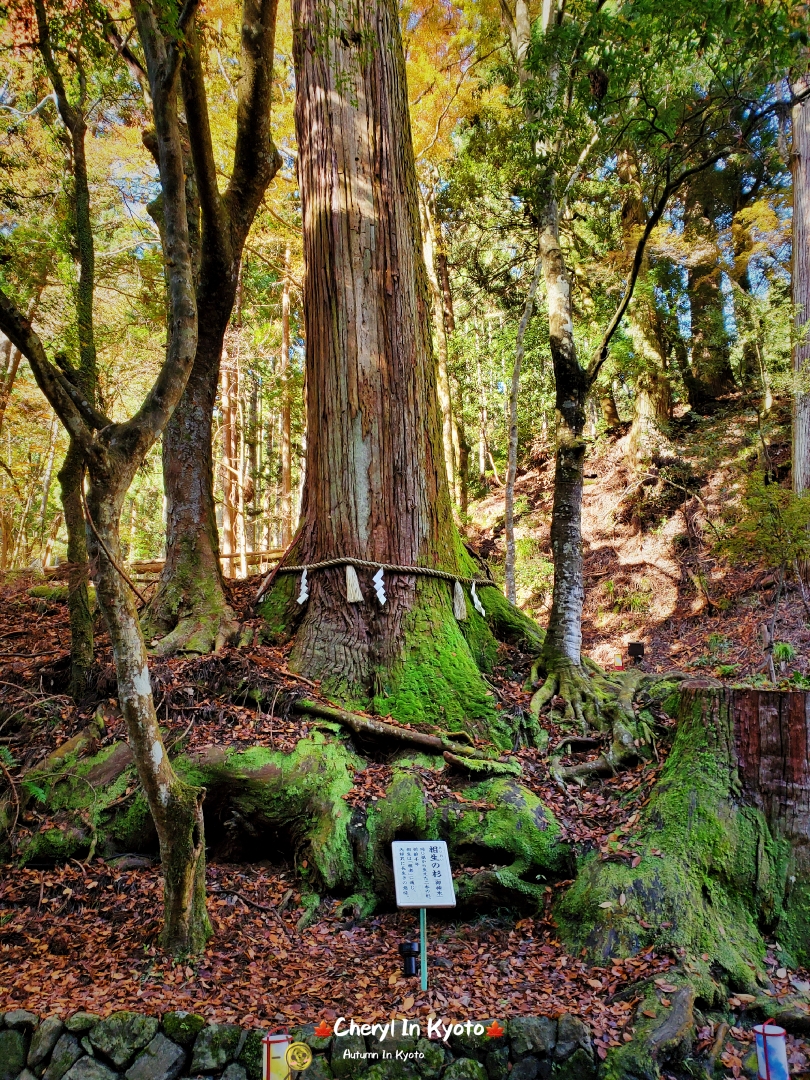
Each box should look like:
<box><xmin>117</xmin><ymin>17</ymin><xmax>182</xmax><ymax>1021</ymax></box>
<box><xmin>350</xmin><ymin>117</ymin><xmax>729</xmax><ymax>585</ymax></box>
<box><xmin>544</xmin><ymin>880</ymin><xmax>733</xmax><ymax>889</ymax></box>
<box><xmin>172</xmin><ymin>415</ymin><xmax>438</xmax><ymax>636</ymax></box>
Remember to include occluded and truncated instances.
<box><xmin>551</xmin><ymin>1048</ymin><xmax>595</xmax><ymax>1080</ymax></box>
<box><xmin>508</xmin><ymin>1018</ymin><xmax>556</xmax><ymax>1060</ymax></box>
<box><xmin>161</xmin><ymin>1012</ymin><xmax>205</xmax><ymax>1048</ymax></box>
<box><xmin>87</xmin><ymin>1011</ymin><xmax>159</xmax><ymax>1069</ymax></box>
<box><xmin>292</xmin><ymin>1023</ymin><xmax>333</xmax><ymax>1053</ymax></box>
<box><xmin>190</xmin><ymin>1023</ymin><xmax>243</xmax><ymax>1073</ymax></box>
<box><xmin>415</xmin><ymin>1038</ymin><xmax>445</xmax><ymax>1078</ymax></box>
<box><xmin>330</xmin><ymin>1033</ymin><xmax>371</xmax><ymax>1078</ymax></box>
<box><xmin>237</xmin><ymin>1029</ymin><xmax>265</xmax><ymax>1080</ymax></box>
<box><xmin>0</xmin><ymin>1028</ymin><xmax>26</xmax><ymax>1080</ymax></box>
<box><xmin>442</xmin><ymin>1059</ymin><xmax>488</xmax><ymax>1080</ymax></box>
<box><xmin>65</xmin><ymin>1014</ymin><xmax>100</xmax><ymax>1035</ymax></box>
<box><xmin>483</xmin><ymin>1047</ymin><xmax>510</xmax><ymax>1080</ymax></box>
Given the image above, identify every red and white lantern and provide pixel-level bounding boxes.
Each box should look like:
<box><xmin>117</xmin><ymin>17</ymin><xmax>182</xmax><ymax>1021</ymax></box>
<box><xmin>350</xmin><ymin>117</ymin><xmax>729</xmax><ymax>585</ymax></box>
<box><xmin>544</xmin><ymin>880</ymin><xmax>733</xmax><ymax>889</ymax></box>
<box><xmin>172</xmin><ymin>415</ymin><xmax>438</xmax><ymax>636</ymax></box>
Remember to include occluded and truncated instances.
<box><xmin>753</xmin><ymin>1022</ymin><xmax>789</xmax><ymax>1080</ymax></box>
<box><xmin>263</xmin><ymin>1031</ymin><xmax>292</xmax><ymax>1080</ymax></box>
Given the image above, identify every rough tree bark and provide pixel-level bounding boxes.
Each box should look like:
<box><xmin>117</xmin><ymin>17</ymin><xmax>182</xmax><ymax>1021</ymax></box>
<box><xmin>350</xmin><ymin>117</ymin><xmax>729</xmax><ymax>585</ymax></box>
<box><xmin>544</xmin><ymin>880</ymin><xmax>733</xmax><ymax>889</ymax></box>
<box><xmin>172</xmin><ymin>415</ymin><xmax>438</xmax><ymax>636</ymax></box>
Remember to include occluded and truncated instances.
<box><xmin>0</xmin><ymin>0</ymin><xmax>209</xmax><ymax>951</ymax></box>
<box><xmin>259</xmin><ymin>0</ymin><xmax>540</xmax><ymax>743</ymax></box>
<box><xmin>685</xmin><ymin>189</ymin><xmax>737</xmax><ymax>406</ymax></box>
<box><xmin>280</xmin><ymin>243</ymin><xmax>293</xmax><ymax>545</ymax></box>
<box><xmin>143</xmin><ymin>0</ymin><xmax>281</xmax><ymax>654</ymax></box>
<box><xmin>419</xmin><ymin>186</ymin><xmax>462</xmax><ymax>508</ymax></box>
<box><xmin>792</xmin><ymin>79</ymin><xmax>810</xmax><ymax>501</ymax></box>
<box><xmin>560</xmin><ymin>682</ymin><xmax>810</xmax><ymax>975</ymax></box>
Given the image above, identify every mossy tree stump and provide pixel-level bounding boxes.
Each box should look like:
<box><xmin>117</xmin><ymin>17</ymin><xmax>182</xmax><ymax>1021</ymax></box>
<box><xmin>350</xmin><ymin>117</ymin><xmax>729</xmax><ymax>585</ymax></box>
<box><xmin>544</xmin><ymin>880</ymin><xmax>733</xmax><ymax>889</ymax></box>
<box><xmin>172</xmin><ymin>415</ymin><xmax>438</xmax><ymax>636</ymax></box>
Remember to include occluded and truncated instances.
<box><xmin>558</xmin><ymin>679</ymin><xmax>810</xmax><ymax>984</ymax></box>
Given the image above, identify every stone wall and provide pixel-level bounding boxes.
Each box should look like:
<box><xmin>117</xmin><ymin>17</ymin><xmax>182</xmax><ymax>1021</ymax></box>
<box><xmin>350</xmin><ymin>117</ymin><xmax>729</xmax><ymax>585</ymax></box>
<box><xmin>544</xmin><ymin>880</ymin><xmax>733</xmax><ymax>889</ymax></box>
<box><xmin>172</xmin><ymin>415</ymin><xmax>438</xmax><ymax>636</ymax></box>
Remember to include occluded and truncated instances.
<box><xmin>0</xmin><ymin>1010</ymin><xmax>598</xmax><ymax>1080</ymax></box>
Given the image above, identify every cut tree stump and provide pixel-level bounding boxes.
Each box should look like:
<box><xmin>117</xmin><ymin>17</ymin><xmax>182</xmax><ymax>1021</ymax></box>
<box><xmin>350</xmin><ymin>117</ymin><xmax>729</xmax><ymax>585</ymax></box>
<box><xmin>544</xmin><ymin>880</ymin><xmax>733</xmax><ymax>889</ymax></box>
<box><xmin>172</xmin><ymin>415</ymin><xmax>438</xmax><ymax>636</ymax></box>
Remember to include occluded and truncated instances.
<box><xmin>734</xmin><ymin>688</ymin><xmax>810</xmax><ymax>876</ymax></box>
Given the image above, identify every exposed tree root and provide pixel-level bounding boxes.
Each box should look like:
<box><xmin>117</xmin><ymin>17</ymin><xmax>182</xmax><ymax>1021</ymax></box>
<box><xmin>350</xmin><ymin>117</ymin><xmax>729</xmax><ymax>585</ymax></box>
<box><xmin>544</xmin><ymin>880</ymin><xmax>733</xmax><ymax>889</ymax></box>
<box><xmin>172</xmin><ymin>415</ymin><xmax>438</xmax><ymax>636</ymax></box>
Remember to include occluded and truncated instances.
<box><xmin>528</xmin><ymin>660</ymin><xmax>650</xmax><ymax>785</ymax></box>
<box><xmin>294</xmin><ymin>698</ymin><xmax>516</xmax><ymax>768</ymax></box>
<box><xmin>146</xmin><ymin>609</ymin><xmax>241</xmax><ymax>657</ymax></box>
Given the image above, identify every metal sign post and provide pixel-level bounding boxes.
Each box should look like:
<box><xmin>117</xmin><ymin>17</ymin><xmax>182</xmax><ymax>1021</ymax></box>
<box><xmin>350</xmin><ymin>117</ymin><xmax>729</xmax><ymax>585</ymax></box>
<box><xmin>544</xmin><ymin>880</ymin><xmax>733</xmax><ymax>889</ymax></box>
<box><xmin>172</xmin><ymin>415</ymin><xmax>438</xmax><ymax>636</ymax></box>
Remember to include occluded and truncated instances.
<box><xmin>392</xmin><ymin>841</ymin><xmax>456</xmax><ymax>991</ymax></box>
<box><xmin>419</xmin><ymin>907</ymin><xmax>428</xmax><ymax>991</ymax></box>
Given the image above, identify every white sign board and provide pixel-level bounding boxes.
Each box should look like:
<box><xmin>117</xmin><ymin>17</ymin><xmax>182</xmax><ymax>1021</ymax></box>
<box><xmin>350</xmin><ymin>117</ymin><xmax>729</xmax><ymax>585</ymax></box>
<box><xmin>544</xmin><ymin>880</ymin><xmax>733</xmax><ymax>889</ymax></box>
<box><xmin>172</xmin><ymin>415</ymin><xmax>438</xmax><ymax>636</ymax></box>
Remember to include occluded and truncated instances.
<box><xmin>392</xmin><ymin>840</ymin><xmax>456</xmax><ymax>908</ymax></box>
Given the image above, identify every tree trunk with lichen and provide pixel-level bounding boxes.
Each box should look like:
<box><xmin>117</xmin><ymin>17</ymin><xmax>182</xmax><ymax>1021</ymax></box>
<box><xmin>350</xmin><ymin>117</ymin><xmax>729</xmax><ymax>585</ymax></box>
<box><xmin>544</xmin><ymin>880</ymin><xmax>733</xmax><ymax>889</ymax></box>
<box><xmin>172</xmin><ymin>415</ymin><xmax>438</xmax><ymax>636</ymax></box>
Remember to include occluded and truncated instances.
<box><xmin>259</xmin><ymin>0</ymin><xmax>541</xmax><ymax>746</ymax></box>
<box><xmin>86</xmin><ymin>472</ymin><xmax>210</xmax><ymax>952</ymax></box>
<box><xmin>34</xmin><ymin>0</ymin><xmax>98</xmax><ymax>700</ymax></box>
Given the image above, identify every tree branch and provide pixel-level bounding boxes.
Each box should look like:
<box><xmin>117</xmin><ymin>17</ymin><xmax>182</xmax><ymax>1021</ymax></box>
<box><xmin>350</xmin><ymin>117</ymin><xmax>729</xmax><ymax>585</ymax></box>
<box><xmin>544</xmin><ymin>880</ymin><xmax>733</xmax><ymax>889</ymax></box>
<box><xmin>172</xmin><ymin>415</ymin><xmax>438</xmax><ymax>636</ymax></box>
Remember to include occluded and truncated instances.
<box><xmin>225</xmin><ymin>0</ymin><xmax>282</xmax><ymax>240</ymax></box>
<box><xmin>180</xmin><ymin>19</ymin><xmax>229</xmax><ymax>260</ymax></box>
<box><xmin>0</xmin><ymin>287</ymin><xmax>93</xmax><ymax>454</ymax></box>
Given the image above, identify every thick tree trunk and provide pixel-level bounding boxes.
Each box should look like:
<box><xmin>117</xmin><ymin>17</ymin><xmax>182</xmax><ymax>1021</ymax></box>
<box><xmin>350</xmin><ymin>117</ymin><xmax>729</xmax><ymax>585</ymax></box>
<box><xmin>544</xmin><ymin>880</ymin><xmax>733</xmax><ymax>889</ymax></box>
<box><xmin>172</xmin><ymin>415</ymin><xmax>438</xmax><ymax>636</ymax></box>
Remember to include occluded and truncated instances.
<box><xmin>270</xmin><ymin>0</ymin><xmax>505</xmax><ymax>738</ymax></box>
<box><xmin>599</xmin><ymin>389</ymin><xmax>621</xmax><ymax>429</ymax></box>
<box><xmin>561</xmin><ymin>682</ymin><xmax>810</xmax><ymax>972</ymax></box>
<box><xmin>280</xmin><ymin>244</ymin><xmax>293</xmax><ymax>545</ymax></box>
<box><xmin>792</xmin><ymin>83</ymin><xmax>810</xmax><ymax>498</ymax></box>
<box><xmin>627</xmin><ymin>366</ymin><xmax>672</xmax><ymax>470</ymax></box>
<box><xmin>420</xmin><ymin>190</ymin><xmax>461</xmax><ymax>507</ymax></box>
<box><xmin>735</xmin><ymin>689</ymin><xmax>810</xmax><ymax>959</ymax></box>
<box><xmin>146</xmin><ymin>0</ymin><xmax>279</xmax><ymax>650</ymax></box>
<box><xmin>686</xmin><ymin>201</ymin><xmax>736</xmax><ymax>404</ymax></box>
<box><xmin>144</xmin><ymin>319</ymin><xmax>238</xmax><ymax>653</ymax></box>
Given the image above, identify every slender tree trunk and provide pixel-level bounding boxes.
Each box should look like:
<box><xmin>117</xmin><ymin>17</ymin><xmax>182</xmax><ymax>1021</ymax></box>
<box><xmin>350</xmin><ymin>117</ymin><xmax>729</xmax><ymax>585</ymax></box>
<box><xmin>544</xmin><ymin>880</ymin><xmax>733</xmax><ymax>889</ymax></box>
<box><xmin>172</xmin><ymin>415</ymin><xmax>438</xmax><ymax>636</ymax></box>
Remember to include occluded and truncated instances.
<box><xmin>538</xmin><ymin>205</ymin><xmax>588</xmax><ymax>670</ymax></box>
<box><xmin>792</xmin><ymin>81</ymin><xmax>810</xmax><ymax>499</ymax></box>
<box><xmin>476</xmin><ymin>349</ymin><xmax>488</xmax><ymax>481</ymax></box>
<box><xmin>280</xmin><ymin>243</ymin><xmax>293</xmax><ymax>545</ymax></box>
<box><xmin>274</xmin><ymin>0</ymin><xmax>504</xmax><ymax>736</ymax></box>
<box><xmin>86</xmin><ymin>476</ymin><xmax>209</xmax><ymax>952</ymax></box>
<box><xmin>38</xmin><ymin>415</ymin><xmax>58</xmax><ymax>545</ymax></box>
<box><xmin>0</xmin><ymin>343</ymin><xmax>22</xmax><ymax>438</ymax></box>
<box><xmin>220</xmin><ymin>353</ymin><xmax>238</xmax><ymax>579</ymax></box>
<box><xmin>504</xmin><ymin>256</ymin><xmax>542</xmax><ymax>604</ymax></box>
<box><xmin>246</xmin><ymin>369</ymin><xmax>258</xmax><ymax>551</ymax></box>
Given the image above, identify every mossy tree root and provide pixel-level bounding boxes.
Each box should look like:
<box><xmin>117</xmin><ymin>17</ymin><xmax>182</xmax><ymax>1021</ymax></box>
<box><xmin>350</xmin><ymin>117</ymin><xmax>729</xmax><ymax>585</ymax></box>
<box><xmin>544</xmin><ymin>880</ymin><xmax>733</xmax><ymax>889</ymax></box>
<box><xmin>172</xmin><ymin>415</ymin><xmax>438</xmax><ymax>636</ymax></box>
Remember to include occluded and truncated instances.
<box><xmin>295</xmin><ymin>698</ymin><xmax>519</xmax><ymax>772</ymax></box>
<box><xmin>142</xmin><ymin>545</ymin><xmax>240</xmax><ymax>657</ymax></box>
<box><xmin>146</xmin><ymin>608</ymin><xmax>241</xmax><ymax>657</ymax></box>
<box><xmin>528</xmin><ymin>657</ymin><xmax>648</xmax><ymax>781</ymax></box>
<box><xmin>10</xmin><ymin>732</ymin><xmax>567</xmax><ymax>911</ymax></box>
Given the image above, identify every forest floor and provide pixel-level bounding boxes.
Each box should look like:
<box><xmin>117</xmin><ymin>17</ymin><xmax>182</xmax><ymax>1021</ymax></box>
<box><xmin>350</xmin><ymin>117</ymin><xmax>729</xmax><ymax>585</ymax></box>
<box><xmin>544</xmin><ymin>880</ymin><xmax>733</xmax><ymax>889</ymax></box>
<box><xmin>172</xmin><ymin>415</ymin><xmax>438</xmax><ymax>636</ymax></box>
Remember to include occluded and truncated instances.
<box><xmin>1</xmin><ymin>392</ymin><xmax>809</xmax><ymax>1078</ymax></box>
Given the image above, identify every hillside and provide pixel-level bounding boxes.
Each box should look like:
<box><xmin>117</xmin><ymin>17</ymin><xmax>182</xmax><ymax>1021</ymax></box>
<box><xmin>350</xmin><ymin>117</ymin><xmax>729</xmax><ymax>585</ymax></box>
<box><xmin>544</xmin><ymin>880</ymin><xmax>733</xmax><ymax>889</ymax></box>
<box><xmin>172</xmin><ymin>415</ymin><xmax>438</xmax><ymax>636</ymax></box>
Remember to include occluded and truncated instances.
<box><xmin>469</xmin><ymin>394</ymin><xmax>805</xmax><ymax>682</ymax></box>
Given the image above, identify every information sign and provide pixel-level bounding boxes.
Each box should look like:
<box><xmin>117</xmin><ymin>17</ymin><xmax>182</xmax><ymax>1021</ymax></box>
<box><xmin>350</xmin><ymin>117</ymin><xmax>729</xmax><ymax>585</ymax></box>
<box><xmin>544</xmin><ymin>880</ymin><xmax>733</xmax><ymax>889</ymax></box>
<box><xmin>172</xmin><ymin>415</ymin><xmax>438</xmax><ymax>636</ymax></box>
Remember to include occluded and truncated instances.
<box><xmin>391</xmin><ymin>840</ymin><xmax>456</xmax><ymax>908</ymax></box>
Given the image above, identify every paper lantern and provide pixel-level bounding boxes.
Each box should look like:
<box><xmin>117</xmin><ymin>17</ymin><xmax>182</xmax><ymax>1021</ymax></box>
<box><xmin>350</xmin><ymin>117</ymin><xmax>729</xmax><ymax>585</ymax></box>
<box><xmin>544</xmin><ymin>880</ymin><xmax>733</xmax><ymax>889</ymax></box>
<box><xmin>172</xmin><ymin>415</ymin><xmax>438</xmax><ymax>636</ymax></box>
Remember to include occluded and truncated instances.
<box><xmin>753</xmin><ymin>1023</ymin><xmax>788</xmax><ymax>1080</ymax></box>
<box><xmin>263</xmin><ymin>1031</ymin><xmax>292</xmax><ymax>1080</ymax></box>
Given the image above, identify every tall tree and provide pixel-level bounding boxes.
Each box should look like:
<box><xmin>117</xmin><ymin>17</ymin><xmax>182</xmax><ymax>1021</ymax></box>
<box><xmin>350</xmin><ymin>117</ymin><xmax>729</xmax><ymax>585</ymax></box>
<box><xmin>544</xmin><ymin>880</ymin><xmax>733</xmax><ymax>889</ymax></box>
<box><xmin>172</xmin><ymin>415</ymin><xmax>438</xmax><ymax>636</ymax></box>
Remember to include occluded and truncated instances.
<box><xmin>497</xmin><ymin>0</ymin><xmax>804</xmax><ymax>734</ymax></box>
<box><xmin>143</xmin><ymin>0</ymin><xmax>281</xmax><ymax>655</ymax></box>
<box><xmin>34</xmin><ymin>0</ymin><xmax>98</xmax><ymax>698</ymax></box>
<box><xmin>793</xmin><ymin>77</ymin><xmax>810</xmax><ymax>501</ymax></box>
<box><xmin>0</xmin><ymin>0</ymin><xmax>208</xmax><ymax>951</ymax></box>
<box><xmin>259</xmin><ymin>0</ymin><xmax>541</xmax><ymax>738</ymax></box>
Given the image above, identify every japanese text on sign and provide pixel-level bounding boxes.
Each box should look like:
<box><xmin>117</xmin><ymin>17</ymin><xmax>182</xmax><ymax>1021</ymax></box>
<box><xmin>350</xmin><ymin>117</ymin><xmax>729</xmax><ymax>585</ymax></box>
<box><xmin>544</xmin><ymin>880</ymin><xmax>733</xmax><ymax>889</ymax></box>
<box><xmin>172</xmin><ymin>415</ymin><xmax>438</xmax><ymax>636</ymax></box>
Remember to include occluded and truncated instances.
<box><xmin>391</xmin><ymin>841</ymin><xmax>456</xmax><ymax>908</ymax></box>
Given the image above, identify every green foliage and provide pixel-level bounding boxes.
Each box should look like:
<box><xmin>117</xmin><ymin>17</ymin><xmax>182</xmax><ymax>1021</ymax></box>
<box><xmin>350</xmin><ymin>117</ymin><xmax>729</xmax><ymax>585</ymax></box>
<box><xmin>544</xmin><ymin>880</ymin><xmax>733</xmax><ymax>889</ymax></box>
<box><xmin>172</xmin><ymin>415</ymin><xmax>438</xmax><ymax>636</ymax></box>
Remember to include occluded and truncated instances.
<box><xmin>773</xmin><ymin>641</ymin><xmax>797</xmax><ymax>663</ymax></box>
<box><xmin>718</xmin><ymin>473</ymin><xmax>810</xmax><ymax>571</ymax></box>
<box><xmin>0</xmin><ymin>747</ymin><xmax>15</xmax><ymax>768</ymax></box>
<box><xmin>602</xmin><ymin>578</ymin><xmax>653</xmax><ymax>614</ymax></box>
